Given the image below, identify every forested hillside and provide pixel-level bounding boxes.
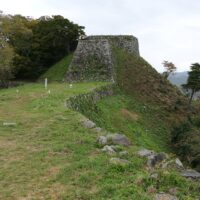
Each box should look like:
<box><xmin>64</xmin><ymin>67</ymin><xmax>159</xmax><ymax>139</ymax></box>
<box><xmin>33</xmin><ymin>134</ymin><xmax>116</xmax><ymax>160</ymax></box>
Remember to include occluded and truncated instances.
<box><xmin>0</xmin><ymin>12</ymin><xmax>84</xmax><ymax>85</ymax></box>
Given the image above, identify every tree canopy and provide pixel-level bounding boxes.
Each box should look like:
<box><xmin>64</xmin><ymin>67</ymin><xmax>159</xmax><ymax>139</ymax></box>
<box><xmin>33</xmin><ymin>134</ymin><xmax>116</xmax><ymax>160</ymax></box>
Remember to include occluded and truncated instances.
<box><xmin>0</xmin><ymin>12</ymin><xmax>85</xmax><ymax>81</ymax></box>
<box><xmin>162</xmin><ymin>60</ymin><xmax>176</xmax><ymax>79</ymax></box>
<box><xmin>182</xmin><ymin>63</ymin><xmax>200</xmax><ymax>106</ymax></box>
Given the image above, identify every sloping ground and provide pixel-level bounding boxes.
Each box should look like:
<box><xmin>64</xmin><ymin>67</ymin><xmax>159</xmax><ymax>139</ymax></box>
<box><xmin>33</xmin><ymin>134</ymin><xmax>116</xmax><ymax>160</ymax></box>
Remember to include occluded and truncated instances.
<box><xmin>112</xmin><ymin>48</ymin><xmax>192</xmax><ymax>127</ymax></box>
<box><xmin>39</xmin><ymin>54</ymin><xmax>73</xmax><ymax>82</ymax></box>
<box><xmin>0</xmin><ymin>83</ymin><xmax>199</xmax><ymax>199</ymax></box>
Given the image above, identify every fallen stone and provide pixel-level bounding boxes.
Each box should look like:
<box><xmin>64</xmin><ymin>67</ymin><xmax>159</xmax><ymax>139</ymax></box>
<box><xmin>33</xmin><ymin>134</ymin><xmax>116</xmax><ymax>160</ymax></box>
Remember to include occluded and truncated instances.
<box><xmin>102</xmin><ymin>145</ymin><xmax>116</xmax><ymax>154</ymax></box>
<box><xmin>97</xmin><ymin>136</ymin><xmax>107</xmax><ymax>146</ymax></box>
<box><xmin>92</xmin><ymin>127</ymin><xmax>102</xmax><ymax>133</ymax></box>
<box><xmin>162</xmin><ymin>158</ymin><xmax>184</xmax><ymax>170</ymax></box>
<box><xmin>181</xmin><ymin>169</ymin><xmax>200</xmax><ymax>179</ymax></box>
<box><xmin>150</xmin><ymin>173</ymin><xmax>158</xmax><ymax>179</ymax></box>
<box><xmin>119</xmin><ymin>151</ymin><xmax>129</xmax><ymax>156</ymax></box>
<box><xmin>108</xmin><ymin>133</ymin><xmax>131</xmax><ymax>146</ymax></box>
<box><xmin>81</xmin><ymin>119</ymin><xmax>96</xmax><ymax>129</ymax></box>
<box><xmin>137</xmin><ymin>149</ymin><xmax>154</xmax><ymax>157</ymax></box>
<box><xmin>110</xmin><ymin>157</ymin><xmax>130</xmax><ymax>165</ymax></box>
<box><xmin>175</xmin><ymin>158</ymin><xmax>184</xmax><ymax>168</ymax></box>
<box><xmin>147</xmin><ymin>153</ymin><xmax>167</xmax><ymax>168</ymax></box>
<box><xmin>154</xmin><ymin>193</ymin><xmax>178</xmax><ymax>200</ymax></box>
<box><xmin>3</xmin><ymin>122</ymin><xmax>17</xmax><ymax>126</ymax></box>
<box><xmin>147</xmin><ymin>186</ymin><xmax>157</xmax><ymax>194</ymax></box>
<box><xmin>168</xmin><ymin>188</ymin><xmax>177</xmax><ymax>196</ymax></box>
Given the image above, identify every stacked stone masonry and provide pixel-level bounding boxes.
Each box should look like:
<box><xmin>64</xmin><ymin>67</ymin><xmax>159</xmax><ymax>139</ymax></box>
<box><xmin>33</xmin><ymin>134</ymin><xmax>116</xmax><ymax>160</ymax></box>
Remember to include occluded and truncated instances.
<box><xmin>66</xmin><ymin>35</ymin><xmax>139</xmax><ymax>82</ymax></box>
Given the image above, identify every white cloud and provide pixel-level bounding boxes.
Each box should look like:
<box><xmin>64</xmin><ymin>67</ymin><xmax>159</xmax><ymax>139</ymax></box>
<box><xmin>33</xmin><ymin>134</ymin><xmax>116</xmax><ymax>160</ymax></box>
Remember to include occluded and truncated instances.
<box><xmin>1</xmin><ymin>0</ymin><xmax>200</xmax><ymax>72</ymax></box>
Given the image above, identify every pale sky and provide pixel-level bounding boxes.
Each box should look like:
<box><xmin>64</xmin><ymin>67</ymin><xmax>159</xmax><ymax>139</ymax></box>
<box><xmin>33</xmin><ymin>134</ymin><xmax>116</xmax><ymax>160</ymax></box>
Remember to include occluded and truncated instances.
<box><xmin>1</xmin><ymin>0</ymin><xmax>200</xmax><ymax>72</ymax></box>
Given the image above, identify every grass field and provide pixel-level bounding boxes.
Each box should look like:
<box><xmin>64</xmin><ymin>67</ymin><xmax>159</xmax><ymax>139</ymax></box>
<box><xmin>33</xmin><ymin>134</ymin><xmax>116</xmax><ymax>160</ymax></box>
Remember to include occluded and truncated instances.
<box><xmin>0</xmin><ymin>82</ymin><xmax>199</xmax><ymax>200</ymax></box>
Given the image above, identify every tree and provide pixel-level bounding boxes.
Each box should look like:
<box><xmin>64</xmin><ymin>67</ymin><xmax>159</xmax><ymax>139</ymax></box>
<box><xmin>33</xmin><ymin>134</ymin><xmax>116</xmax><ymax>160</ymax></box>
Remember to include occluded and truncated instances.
<box><xmin>0</xmin><ymin>12</ymin><xmax>14</xmax><ymax>87</ymax></box>
<box><xmin>0</xmin><ymin>13</ymin><xmax>85</xmax><ymax>79</ymax></box>
<box><xmin>162</xmin><ymin>60</ymin><xmax>176</xmax><ymax>79</ymax></box>
<box><xmin>0</xmin><ymin>41</ymin><xmax>14</xmax><ymax>87</ymax></box>
<box><xmin>29</xmin><ymin>15</ymin><xmax>85</xmax><ymax>78</ymax></box>
<box><xmin>182</xmin><ymin>63</ymin><xmax>200</xmax><ymax>106</ymax></box>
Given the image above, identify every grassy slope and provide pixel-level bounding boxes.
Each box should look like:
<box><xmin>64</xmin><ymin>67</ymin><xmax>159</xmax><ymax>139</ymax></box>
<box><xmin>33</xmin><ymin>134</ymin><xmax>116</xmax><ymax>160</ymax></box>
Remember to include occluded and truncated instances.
<box><xmin>79</xmin><ymin>48</ymin><xmax>189</xmax><ymax>152</ymax></box>
<box><xmin>0</xmin><ymin>83</ymin><xmax>199</xmax><ymax>199</ymax></box>
<box><xmin>0</xmin><ymin>49</ymin><xmax>199</xmax><ymax>199</ymax></box>
<box><xmin>39</xmin><ymin>54</ymin><xmax>73</xmax><ymax>82</ymax></box>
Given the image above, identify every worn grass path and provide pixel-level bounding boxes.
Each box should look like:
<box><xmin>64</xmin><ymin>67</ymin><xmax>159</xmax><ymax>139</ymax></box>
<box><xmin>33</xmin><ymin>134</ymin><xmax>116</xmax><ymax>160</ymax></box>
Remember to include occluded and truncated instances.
<box><xmin>0</xmin><ymin>82</ymin><xmax>108</xmax><ymax>200</ymax></box>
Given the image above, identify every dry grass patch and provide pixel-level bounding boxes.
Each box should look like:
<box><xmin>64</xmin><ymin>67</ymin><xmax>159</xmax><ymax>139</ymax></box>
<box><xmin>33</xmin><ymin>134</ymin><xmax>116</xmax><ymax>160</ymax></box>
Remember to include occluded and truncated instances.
<box><xmin>120</xmin><ymin>108</ymin><xmax>139</xmax><ymax>121</ymax></box>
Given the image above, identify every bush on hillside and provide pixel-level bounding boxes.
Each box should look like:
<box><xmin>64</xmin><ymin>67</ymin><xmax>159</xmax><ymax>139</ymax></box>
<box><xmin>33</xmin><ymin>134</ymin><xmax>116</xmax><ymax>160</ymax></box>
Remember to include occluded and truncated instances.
<box><xmin>171</xmin><ymin>119</ymin><xmax>200</xmax><ymax>171</ymax></box>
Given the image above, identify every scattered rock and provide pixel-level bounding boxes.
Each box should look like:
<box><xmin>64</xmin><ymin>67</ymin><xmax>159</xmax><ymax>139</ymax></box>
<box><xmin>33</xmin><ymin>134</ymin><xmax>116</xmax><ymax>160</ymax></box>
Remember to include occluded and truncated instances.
<box><xmin>119</xmin><ymin>151</ymin><xmax>128</xmax><ymax>156</ymax></box>
<box><xmin>81</xmin><ymin>119</ymin><xmax>96</xmax><ymax>129</ymax></box>
<box><xmin>168</xmin><ymin>188</ymin><xmax>177</xmax><ymax>196</ymax></box>
<box><xmin>97</xmin><ymin>136</ymin><xmax>107</xmax><ymax>146</ymax></box>
<box><xmin>161</xmin><ymin>158</ymin><xmax>184</xmax><ymax>170</ymax></box>
<box><xmin>155</xmin><ymin>193</ymin><xmax>178</xmax><ymax>200</ymax></box>
<box><xmin>147</xmin><ymin>186</ymin><xmax>157</xmax><ymax>194</ymax></box>
<box><xmin>175</xmin><ymin>158</ymin><xmax>184</xmax><ymax>169</ymax></box>
<box><xmin>3</xmin><ymin>122</ymin><xmax>17</xmax><ymax>126</ymax></box>
<box><xmin>181</xmin><ymin>169</ymin><xmax>200</xmax><ymax>179</ymax></box>
<box><xmin>110</xmin><ymin>157</ymin><xmax>130</xmax><ymax>165</ymax></box>
<box><xmin>156</xmin><ymin>153</ymin><xmax>168</xmax><ymax>162</ymax></box>
<box><xmin>102</xmin><ymin>145</ymin><xmax>116</xmax><ymax>155</ymax></box>
<box><xmin>92</xmin><ymin>127</ymin><xmax>102</xmax><ymax>133</ymax></box>
<box><xmin>150</xmin><ymin>173</ymin><xmax>159</xmax><ymax>179</ymax></box>
<box><xmin>108</xmin><ymin>133</ymin><xmax>131</xmax><ymax>146</ymax></box>
<box><xmin>147</xmin><ymin>153</ymin><xmax>168</xmax><ymax>168</ymax></box>
<box><xmin>137</xmin><ymin>149</ymin><xmax>154</xmax><ymax>157</ymax></box>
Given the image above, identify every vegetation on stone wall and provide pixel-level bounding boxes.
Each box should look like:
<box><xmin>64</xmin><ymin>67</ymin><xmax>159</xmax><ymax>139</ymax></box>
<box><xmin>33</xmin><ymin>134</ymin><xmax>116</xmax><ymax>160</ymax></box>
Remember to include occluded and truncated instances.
<box><xmin>72</xmin><ymin>54</ymin><xmax>111</xmax><ymax>81</ymax></box>
<box><xmin>66</xmin><ymin>83</ymin><xmax>115</xmax><ymax>115</ymax></box>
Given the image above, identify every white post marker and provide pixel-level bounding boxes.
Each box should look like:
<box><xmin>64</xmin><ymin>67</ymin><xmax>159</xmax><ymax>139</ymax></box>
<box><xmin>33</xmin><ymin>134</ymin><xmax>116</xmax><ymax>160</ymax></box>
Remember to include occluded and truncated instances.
<box><xmin>69</xmin><ymin>84</ymin><xmax>73</xmax><ymax>89</ymax></box>
<box><xmin>45</xmin><ymin>78</ymin><xmax>48</xmax><ymax>89</ymax></box>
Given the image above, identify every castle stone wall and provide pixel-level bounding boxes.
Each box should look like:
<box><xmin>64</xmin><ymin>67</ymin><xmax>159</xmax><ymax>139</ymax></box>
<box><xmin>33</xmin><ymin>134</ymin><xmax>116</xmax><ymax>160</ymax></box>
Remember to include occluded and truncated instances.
<box><xmin>66</xmin><ymin>35</ymin><xmax>139</xmax><ymax>82</ymax></box>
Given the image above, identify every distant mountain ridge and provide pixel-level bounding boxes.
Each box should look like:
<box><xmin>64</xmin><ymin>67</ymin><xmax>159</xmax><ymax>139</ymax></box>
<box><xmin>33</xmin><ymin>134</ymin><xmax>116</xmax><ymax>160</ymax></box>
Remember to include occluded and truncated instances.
<box><xmin>168</xmin><ymin>71</ymin><xmax>200</xmax><ymax>100</ymax></box>
<box><xmin>168</xmin><ymin>71</ymin><xmax>188</xmax><ymax>86</ymax></box>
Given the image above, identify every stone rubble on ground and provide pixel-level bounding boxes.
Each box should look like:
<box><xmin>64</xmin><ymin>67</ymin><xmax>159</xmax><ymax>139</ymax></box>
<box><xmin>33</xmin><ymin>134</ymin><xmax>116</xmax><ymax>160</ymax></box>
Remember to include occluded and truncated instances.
<box><xmin>119</xmin><ymin>151</ymin><xmax>128</xmax><ymax>156</ymax></box>
<box><xmin>92</xmin><ymin>127</ymin><xmax>102</xmax><ymax>133</ymax></box>
<box><xmin>175</xmin><ymin>158</ymin><xmax>183</xmax><ymax>168</ymax></box>
<box><xmin>154</xmin><ymin>193</ymin><xmax>178</xmax><ymax>200</ymax></box>
<box><xmin>110</xmin><ymin>157</ymin><xmax>130</xmax><ymax>165</ymax></box>
<box><xmin>150</xmin><ymin>173</ymin><xmax>159</xmax><ymax>179</ymax></box>
<box><xmin>81</xmin><ymin>119</ymin><xmax>96</xmax><ymax>129</ymax></box>
<box><xmin>161</xmin><ymin>158</ymin><xmax>184</xmax><ymax>170</ymax></box>
<box><xmin>181</xmin><ymin>169</ymin><xmax>200</xmax><ymax>179</ymax></box>
<box><xmin>137</xmin><ymin>149</ymin><xmax>155</xmax><ymax>157</ymax></box>
<box><xmin>102</xmin><ymin>145</ymin><xmax>116</xmax><ymax>154</ymax></box>
<box><xmin>94</xmin><ymin>123</ymin><xmax>200</xmax><ymax>183</ymax></box>
<box><xmin>97</xmin><ymin>136</ymin><xmax>108</xmax><ymax>146</ymax></box>
<box><xmin>3</xmin><ymin>122</ymin><xmax>17</xmax><ymax>126</ymax></box>
<box><xmin>168</xmin><ymin>188</ymin><xmax>177</xmax><ymax>196</ymax></box>
<box><xmin>147</xmin><ymin>152</ymin><xmax>168</xmax><ymax>168</ymax></box>
<box><xmin>107</xmin><ymin>133</ymin><xmax>131</xmax><ymax>146</ymax></box>
<box><xmin>97</xmin><ymin>133</ymin><xmax>131</xmax><ymax>147</ymax></box>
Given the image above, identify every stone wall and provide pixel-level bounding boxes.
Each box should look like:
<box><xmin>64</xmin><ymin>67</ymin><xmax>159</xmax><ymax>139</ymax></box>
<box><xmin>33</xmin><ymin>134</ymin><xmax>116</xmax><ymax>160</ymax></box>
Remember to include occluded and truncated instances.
<box><xmin>66</xmin><ymin>84</ymin><xmax>115</xmax><ymax>113</ymax></box>
<box><xmin>66</xmin><ymin>35</ymin><xmax>139</xmax><ymax>82</ymax></box>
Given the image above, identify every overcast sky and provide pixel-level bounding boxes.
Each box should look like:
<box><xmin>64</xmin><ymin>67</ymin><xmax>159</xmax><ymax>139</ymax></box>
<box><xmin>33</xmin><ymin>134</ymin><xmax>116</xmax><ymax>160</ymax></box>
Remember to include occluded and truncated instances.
<box><xmin>1</xmin><ymin>0</ymin><xmax>200</xmax><ymax>72</ymax></box>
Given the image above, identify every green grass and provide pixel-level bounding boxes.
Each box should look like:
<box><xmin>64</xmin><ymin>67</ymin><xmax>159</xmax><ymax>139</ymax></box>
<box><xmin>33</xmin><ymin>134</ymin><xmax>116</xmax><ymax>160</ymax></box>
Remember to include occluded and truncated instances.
<box><xmin>0</xmin><ymin>82</ymin><xmax>199</xmax><ymax>200</ymax></box>
<box><xmin>83</xmin><ymin>94</ymin><xmax>170</xmax><ymax>152</ymax></box>
<box><xmin>39</xmin><ymin>54</ymin><xmax>73</xmax><ymax>82</ymax></box>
